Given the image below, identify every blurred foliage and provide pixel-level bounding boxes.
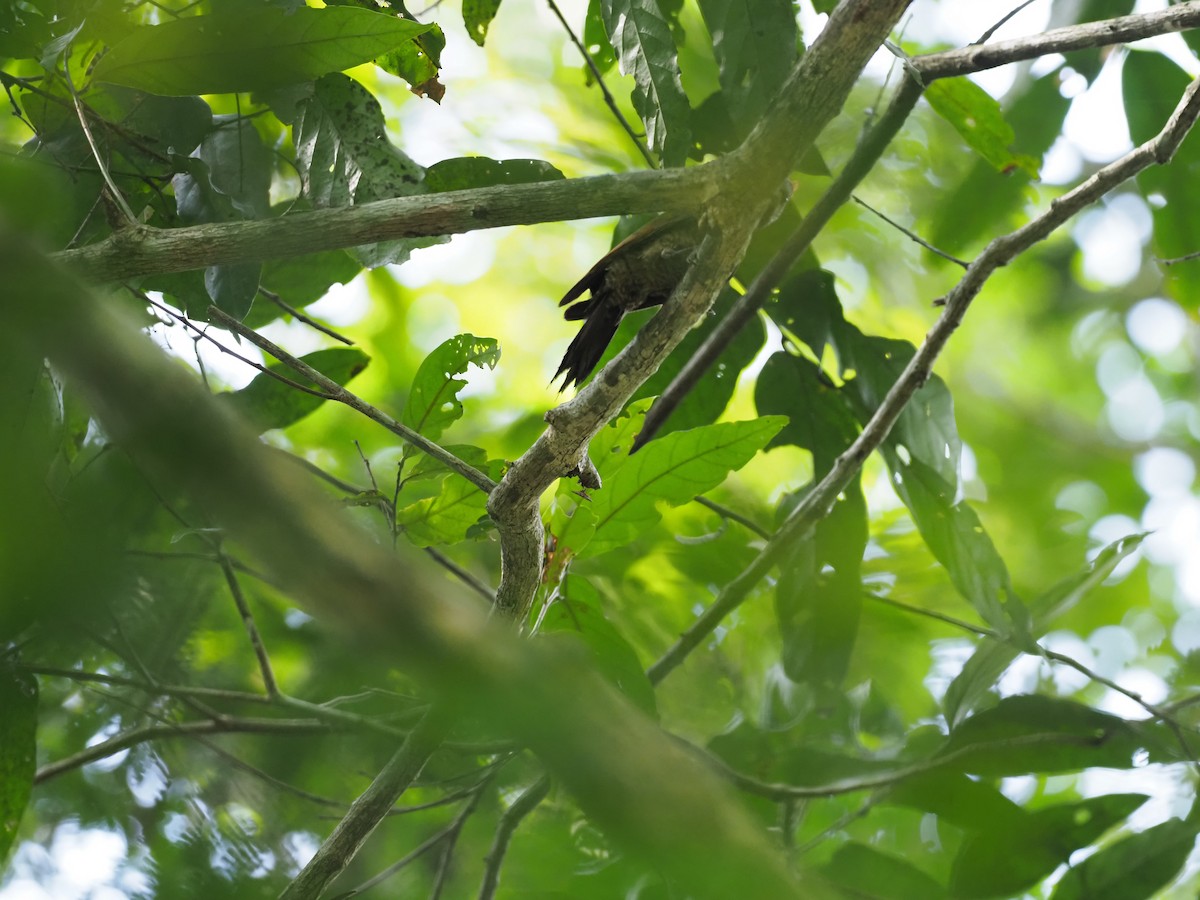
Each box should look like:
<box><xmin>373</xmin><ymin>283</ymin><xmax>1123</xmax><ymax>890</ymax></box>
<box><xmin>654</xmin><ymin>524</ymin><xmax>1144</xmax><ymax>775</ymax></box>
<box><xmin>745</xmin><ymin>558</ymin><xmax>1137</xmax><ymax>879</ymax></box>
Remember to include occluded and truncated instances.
<box><xmin>4</xmin><ymin>0</ymin><xmax>1200</xmax><ymax>897</ymax></box>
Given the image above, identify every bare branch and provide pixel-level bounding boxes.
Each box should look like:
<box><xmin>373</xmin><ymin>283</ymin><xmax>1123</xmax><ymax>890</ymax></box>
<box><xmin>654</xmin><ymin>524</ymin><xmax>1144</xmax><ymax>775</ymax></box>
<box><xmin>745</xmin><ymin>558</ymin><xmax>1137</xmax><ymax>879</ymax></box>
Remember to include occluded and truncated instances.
<box><xmin>648</xmin><ymin>72</ymin><xmax>1200</xmax><ymax>686</ymax></box>
<box><xmin>478</xmin><ymin>774</ymin><xmax>552</xmax><ymax>900</ymax></box>
<box><xmin>914</xmin><ymin>2</ymin><xmax>1200</xmax><ymax>80</ymax></box>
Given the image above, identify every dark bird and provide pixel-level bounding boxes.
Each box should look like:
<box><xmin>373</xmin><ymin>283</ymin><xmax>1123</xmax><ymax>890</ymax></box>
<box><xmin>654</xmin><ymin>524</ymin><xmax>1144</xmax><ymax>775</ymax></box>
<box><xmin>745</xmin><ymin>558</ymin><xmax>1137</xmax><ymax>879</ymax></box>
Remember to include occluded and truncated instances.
<box><xmin>554</xmin><ymin>215</ymin><xmax>698</xmax><ymax>389</ymax></box>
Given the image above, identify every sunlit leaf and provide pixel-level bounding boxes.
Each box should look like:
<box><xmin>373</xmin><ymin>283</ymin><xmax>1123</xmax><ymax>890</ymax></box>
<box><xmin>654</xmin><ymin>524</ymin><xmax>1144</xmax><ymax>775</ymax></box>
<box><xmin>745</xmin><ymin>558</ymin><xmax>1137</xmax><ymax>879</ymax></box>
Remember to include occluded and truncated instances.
<box><xmin>424</xmin><ymin>157</ymin><xmax>564</xmax><ymax>192</ymax></box>
<box><xmin>462</xmin><ymin>0</ymin><xmax>503</xmax><ymax>46</ymax></box>
<box><xmin>925</xmin><ymin>77</ymin><xmax>1039</xmax><ymax>178</ymax></box>
<box><xmin>577</xmin><ymin>416</ymin><xmax>787</xmax><ymax>557</ymax></box>
<box><xmin>92</xmin><ymin>6</ymin><xmax>432</xmax><ymax>96</ymax></box>
<box><xmin>401</xmin><ymin>334</ymin><xmax>500</xmax><ymax>450</ymax></box>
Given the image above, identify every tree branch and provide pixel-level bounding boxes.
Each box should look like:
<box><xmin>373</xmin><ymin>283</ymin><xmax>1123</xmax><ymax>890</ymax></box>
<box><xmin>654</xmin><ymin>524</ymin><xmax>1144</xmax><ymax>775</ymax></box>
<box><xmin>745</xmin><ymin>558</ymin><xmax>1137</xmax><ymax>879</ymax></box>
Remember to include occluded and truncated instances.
<box><xmin>648</xmin><ymin>71</ymin><xmax>1200</xmax><ymax>686</ymax></box>
<box><xmin>54</xmin><ymin>164</ymin><xmax>721</xmax><ymax>283</ymax></box>
<box><xmin>279</xmin><ymin>706</ymin><xmax>456</xmax><ymax>900</ymax></box>
<box><xmin>477</xmin><ymin>774</ymin><xmax>552</xmax><ymax>900</ymax></box>
<box><xmin>913</xmin><ymin>2</ymin><xmax>1200</xmax><ymax>80</ymax></box>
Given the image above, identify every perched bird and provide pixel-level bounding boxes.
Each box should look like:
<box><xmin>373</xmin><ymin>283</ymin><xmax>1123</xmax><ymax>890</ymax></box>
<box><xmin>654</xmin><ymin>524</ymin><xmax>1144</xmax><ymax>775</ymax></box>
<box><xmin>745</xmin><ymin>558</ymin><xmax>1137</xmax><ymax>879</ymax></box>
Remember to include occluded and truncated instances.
<box><xmin>554</xmin><ymin>215</ymin><xmax>698</xmax><ymax>389</ymax></box>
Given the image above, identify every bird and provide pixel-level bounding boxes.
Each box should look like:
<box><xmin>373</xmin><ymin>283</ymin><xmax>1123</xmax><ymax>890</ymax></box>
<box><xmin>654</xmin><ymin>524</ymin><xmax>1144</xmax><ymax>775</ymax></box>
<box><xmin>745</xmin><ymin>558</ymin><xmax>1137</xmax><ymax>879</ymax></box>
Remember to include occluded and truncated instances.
<box><xmin>553</xmin><ymin>214</ymin><xmax>698</xmax><ymax>390</ymax></box>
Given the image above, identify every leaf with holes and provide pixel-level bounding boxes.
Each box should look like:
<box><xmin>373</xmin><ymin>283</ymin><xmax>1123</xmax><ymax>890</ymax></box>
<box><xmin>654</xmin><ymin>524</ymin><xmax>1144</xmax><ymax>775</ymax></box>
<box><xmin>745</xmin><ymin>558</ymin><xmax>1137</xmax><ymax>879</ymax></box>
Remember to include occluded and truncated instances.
<box><xmin>926</xmin><ymin>77</ymin><xmax>1039</xmax><ymax>177</ymax></box>
<box><xmin>284</xmin><ymin>73</ymin><xmax>442</xmax><ymax>267</ymax></box>
<box><xmin>400</xmin><ymin>335</ymin><xmax>500</xmax><ymax>459</ymax></box>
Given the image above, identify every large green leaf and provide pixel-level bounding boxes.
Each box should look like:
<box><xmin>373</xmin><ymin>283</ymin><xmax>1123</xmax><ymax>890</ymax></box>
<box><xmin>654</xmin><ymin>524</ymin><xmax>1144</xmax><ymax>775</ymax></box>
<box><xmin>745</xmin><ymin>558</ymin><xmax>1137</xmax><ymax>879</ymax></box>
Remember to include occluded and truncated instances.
<box><xmin>539</xmin><ymin>575</ymin><xmax>657</xmax><ymax>717</ymax></box>
<box><xmin>424</xmin><ymin>157</ymin><xmax>564</xmax><ymax>192</ymax></box>
<box><xmin>395</xmin><ymin>469</ymin><xmax>494</xmax><ymax>547</ymax></box>
<box><xmin>222</xmin><ymin>347</ymin><xmax>370</xmax><ymax>433</ymax></box>
<box><xmin>173</xmin><ymin>117</ymin><xmax>271</xmax><ymax>318</ymax></box>
<box><xmin>696</xmin><ymin>0</ymin><xmax>798</xmax><ymax>146</ymax></box>
<box><xmin>756</xmin><ymin>351</ymin><xmax>867</xmax><ymax>685</ymax></box>
<box><xmin>285</xmin><ymin>73</ymin><xmax>442</xmax><ymax>268</ymax></box>
<box><xmin>598</xmin><ymin>0</ymin><xmax>692</xmax><ymax>166</ymax></box>
<box><xmin>92</xmin><ymin>6</ymin><xmax>431</xmax><ymax>96</ymax></box>
<box><xmin>941</xmin><ymin>695</ymin><xmax>1176</xmax><ymax>776</ymax></box>
<box><xmin>0</xmin><ymin>669</ymin><xmax>36</xmax><ymax>864</ymax></box>
<box><xmin>572</xmin><ymin>416</ymin><xmax>786</xmax><ymax>557</ymax></box>
<box><xmin>950</xmin><ymin>794</ymin><xmax>1149</xmax><ymax>899</ymax></box>
<box><xmin>1049</xmin><ymin>816</ymin><xmax>1200</xmax><ymax>900</ymax></box>
<box><xmin>944</xmin><ymin>534</ymin><xmax>1146</xmax><ymax>728</ymax></box>
<box><xmin>776</xmin><ymin>271</ymin><xmax>1028</xmax><ymax>641</ymax></box>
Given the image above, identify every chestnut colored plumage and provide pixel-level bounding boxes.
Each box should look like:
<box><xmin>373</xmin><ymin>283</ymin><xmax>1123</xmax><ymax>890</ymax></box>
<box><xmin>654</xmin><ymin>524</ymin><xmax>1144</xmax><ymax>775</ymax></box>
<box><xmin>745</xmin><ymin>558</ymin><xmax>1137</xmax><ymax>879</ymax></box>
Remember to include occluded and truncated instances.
<box><xmin>554</xmin><ymin>215</ymin><xmax>697</xmax><ymax>389</ymax></box>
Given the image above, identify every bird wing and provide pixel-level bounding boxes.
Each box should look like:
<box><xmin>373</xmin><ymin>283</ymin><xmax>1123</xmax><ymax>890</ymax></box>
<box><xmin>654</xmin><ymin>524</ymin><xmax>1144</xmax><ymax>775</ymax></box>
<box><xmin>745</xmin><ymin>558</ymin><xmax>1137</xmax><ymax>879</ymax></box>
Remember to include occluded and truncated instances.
<box><xmin>557</xmin><ymin>214</ymin><xmax>690</xmax><ymax>308</ymax></box>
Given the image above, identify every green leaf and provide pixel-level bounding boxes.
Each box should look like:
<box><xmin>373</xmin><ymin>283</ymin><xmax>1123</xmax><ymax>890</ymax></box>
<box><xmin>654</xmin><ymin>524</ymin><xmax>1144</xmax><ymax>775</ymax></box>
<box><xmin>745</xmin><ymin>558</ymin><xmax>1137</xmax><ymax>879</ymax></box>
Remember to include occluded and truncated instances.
<box><xmin>790</xmin><ymin>273</ymin><xmax>1028</xmax><ymax>642</ymax></box>
<box><xmin>395</xmin><ymin>470</ymin><xmax>493</xmax><ymax>546</ymax></box>
<box><xmin>577</xmin><ymin>416</ymin><xmax>787</xmax><ymax>557</ymax></box>
<box><xmin>462</xmin><ymin>0</ymin><xmax>502</xmax><ymax>46</ymax></box>
<box><xmin>697</xmin><ymin>0</ymin><xmax>797</xmax><ymax>127</ymax></box>
<box><xmin>941</xmin><ymin>695</ymin><xmax>1173</xmax><ymax>776</ymax></box>
<box><xmin>598</xmin><ymin>0</ymin><xmax>692</xmax><ymax>166</ymax></box>
<box><xmin>950</xmin><ymin>794</ymin><xmax>1149</xmax><ymax>898</ymax></box>
<box><xmin>820</xmin><ymin>843</ymin><xmax>946</xmax><ymax>899</ymax></box>
<box><xmin>375</xmin><ymin>22</ymin><xmax>445</xmax><ymax>100</ymax></box>
<box><xmin>173</xmin><ymin>117</ymin><xmax>271</xmax><ymax>318</ymax></box>
<box><xmin>424</xmin><ymin>157</ymin><xmax>564</xmax><ymax>192</ymax></box>
<box><xmin>285</xmin><ymin>73</ymin><xmax>442</xmax><ymax>267</ymax></box>
<box><xmin>886</xmin><ymin>771</ymin><xmax>1027</xmax><ymax>833</ymax></box>
<box><xmin>539</xmin><ymin>575</ymin><xmax>657</xmax><ymax>717</ymax></box>
<box><xmin>930</xmin><ymin>70</ymin><xmax>1072</xmax><ymax>256</ymax></box>
<box><xmin>1124</xmin><ymin>51</ymin><xmax>1200</xmax><ymax>308</ymax></box>
<box><xmin>222</xmin><ymin>347</ymin><xmax>370</xmax><ymax>433</ymax></box>
<box><xmin>400</xmin><ymin>335</ymin><xmax>500</xmax><ymax>450</ymax></box>
<box><xmin>756</xmin><ymin>352</ymin><xmax>867</xmax><ymax>685</ymax></box>
<box><xmin>1049</xmin><ymin>816</ymin><xmax>1200</xmax><ymax>900</ymax></box>
<box><xmin>925</xmin><ymin>77</ymin><xmax>1040</xmax><ymax>178</ymax></box>
<box><xmin>91</xmin><ymin>6</ymin><xmax>432</xmax><ymax>96</ymax></box>
<box><xmin>944</xmin><ymin>534</ymin><xmax>1147</xmax><ymax>728</ymax></box>
<box><xmin>584</xmin><ymin>0</ymin><xmax>618</xmax><ymax>76</ymax></box>
<box><xmin>0</xmin><ymin>669</ymin><xmax>36</xmax><ymax>865</ymax></box>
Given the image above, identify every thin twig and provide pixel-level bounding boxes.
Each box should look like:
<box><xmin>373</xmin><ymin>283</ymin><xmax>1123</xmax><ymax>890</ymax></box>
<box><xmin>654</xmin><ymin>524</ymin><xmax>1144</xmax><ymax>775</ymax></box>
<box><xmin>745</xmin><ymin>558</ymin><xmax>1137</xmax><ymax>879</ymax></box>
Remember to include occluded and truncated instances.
<box><xmin>259</xmin><ymin>287</ymin><xmax>355</xmax><ymax>345</ymax></box>
<box><xmin>693</xmin><ymin>496</ymin><xmax>770</xmax><ymax>540</ymax></box>
<box><xmin>478</xmin><ymin>774</ymin><xmax>552</xmax><ymax>900</ymax></box>
<box><xmin>219</xmin><ymin>553</ymin><xmax>279</xmax><ymax>698</ymax></box>
<box><xmin>852</xmin><ymin>195</ymin><xmax>969</xmax><ymax>267</ymax></box>
<box><xmin>430</xmin><ymin>776</ymin><xmax>492</xmax><ymax>900</ymax></box>
<box><xmin>35</xmin><ymin>716</ymin><xmax>333</xmax><ymax>783</ymax></box>
<box><xmin>545</xmin><ymin>0</ymin><xmax>657</xmax><ymax>168</ymax></box>
<box><xmin>974</xmin><ymin>0</ymin><xmax>1042</xmax><ymax>45</ymax></box>
<box><xmin>425</xmin><ymin>547</ymin><xmax>497</xmax><ymax>604</ymax></box>
<box><xmin>207</xmin><ymin>305</ymin><xmax>497</xmax><ymax>494</ymax></box>
<box><xmin>61</xmin><ymin>60</ymin><xmax>138</xmax><ymax>226</ymax></box>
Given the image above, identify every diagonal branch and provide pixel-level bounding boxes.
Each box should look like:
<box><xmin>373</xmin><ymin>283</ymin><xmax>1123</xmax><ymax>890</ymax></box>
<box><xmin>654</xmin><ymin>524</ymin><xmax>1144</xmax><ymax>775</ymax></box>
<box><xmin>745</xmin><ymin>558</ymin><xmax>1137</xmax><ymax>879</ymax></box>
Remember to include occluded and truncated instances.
<box><xmin>647</xmin><ymin>72</ymin><xmax>1200</xmax><ymax>685</ymax></box>
<box><xmin>487</xmin><ymin>0</ymin><xmax>914</xmax><ymax>620</ymax></box>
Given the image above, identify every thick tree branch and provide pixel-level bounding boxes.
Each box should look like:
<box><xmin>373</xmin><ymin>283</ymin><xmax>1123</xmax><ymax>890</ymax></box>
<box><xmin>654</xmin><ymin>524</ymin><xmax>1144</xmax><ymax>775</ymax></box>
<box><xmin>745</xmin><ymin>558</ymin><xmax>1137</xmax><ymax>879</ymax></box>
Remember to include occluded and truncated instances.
<box><xmin>648</xmin><ymin>73</ymin><xmax>1200</xmax><ymax>685</ymax></box>
<box><xmin>54</xmin><ymin>165</ymin><xmax>720</xmax><ymax>283</ymax></box>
